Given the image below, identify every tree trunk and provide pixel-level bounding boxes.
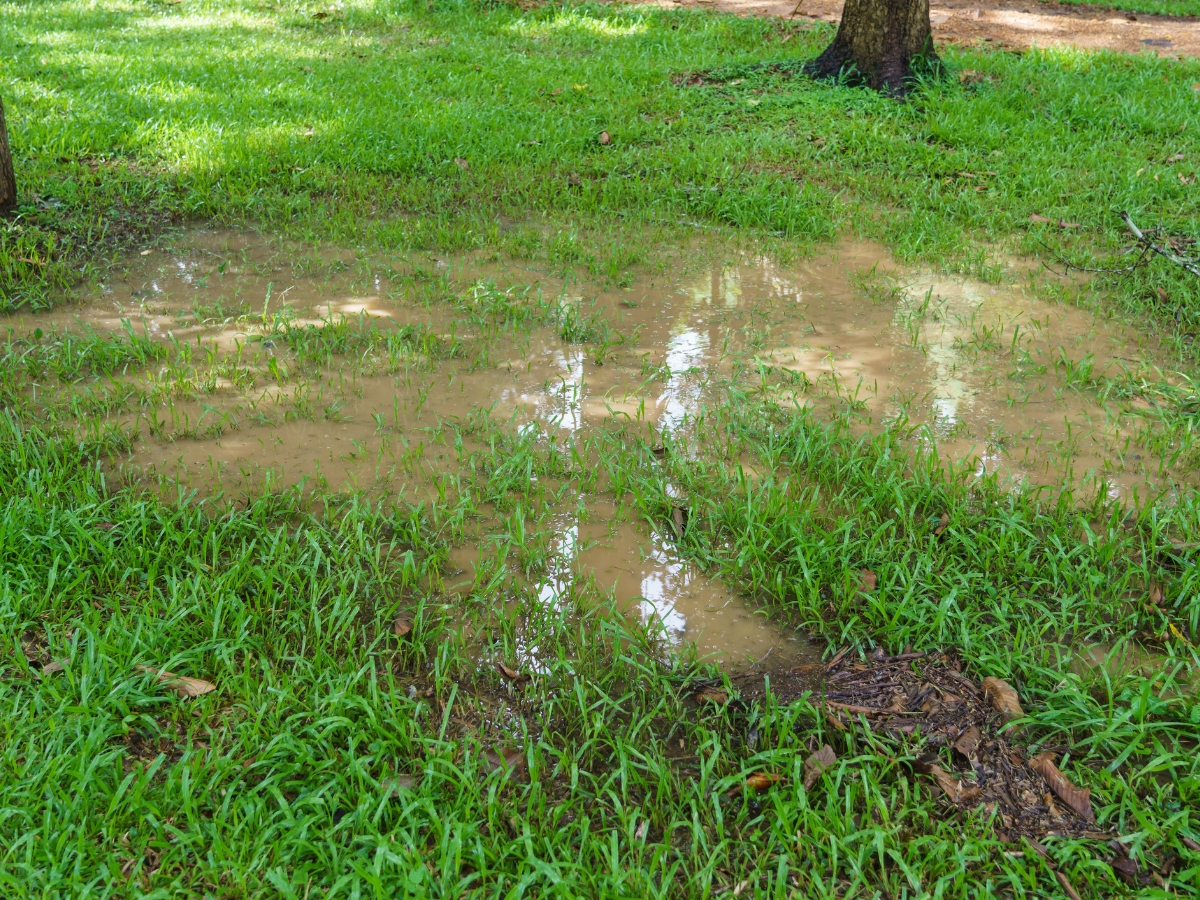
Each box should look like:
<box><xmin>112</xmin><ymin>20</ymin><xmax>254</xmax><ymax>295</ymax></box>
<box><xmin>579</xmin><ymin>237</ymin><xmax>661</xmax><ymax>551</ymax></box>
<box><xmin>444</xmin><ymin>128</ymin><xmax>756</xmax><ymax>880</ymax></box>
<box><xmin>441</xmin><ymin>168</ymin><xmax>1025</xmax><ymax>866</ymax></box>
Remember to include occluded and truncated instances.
<box><xmin>805</xmin><ymin>0</ymin><xmax>939</xmax><ymax>96</ymax></box>
<box><xmin>0</xmin><ymin>97</ymin><xmax>16</xmax><ymax>216</ymax></box>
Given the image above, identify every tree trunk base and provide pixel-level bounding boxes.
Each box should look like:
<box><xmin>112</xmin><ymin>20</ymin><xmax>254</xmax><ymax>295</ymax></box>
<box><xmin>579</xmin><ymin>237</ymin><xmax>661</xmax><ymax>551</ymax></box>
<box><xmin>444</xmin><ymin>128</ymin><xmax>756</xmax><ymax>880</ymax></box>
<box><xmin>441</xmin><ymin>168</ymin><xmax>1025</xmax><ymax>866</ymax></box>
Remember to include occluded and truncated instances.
<box><xmin>803</xmin><ymin>0</ymin><xmax>941</xmax><ymax>97</ymax></box>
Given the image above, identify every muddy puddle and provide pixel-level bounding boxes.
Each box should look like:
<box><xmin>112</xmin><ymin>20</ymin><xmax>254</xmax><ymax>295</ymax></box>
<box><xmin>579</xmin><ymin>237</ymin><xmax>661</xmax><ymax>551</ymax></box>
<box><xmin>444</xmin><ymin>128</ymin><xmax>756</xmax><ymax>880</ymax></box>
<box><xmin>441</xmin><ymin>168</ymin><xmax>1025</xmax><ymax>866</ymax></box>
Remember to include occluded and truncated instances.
<box><xmin>447</xmin><ymin>499</ymin><xmax>818</xmax><ymax>669</ymax></box>
<box><xmin>5</xmin><ymin>226</ymin><xmax>1193</xmax><ymax>669</ymax></box>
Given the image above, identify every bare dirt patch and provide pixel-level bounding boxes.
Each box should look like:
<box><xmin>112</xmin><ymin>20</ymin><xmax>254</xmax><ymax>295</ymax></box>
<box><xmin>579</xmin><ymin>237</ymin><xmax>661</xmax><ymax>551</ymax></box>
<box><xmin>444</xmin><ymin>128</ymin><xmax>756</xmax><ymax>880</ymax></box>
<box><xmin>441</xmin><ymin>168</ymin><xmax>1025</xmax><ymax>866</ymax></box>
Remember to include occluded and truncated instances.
<box><xmin>630</xmin><ymin>0</ymin><xmax>1200</xmax><ymax>57</ymax></box>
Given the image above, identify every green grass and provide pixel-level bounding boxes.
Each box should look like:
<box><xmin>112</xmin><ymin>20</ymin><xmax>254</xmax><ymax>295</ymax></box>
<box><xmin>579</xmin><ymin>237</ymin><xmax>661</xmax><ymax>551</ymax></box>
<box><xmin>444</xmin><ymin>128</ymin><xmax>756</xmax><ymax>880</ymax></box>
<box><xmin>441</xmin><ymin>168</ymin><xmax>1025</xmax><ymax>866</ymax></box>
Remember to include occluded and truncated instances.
<box><xmin>2</xmin><ymin>0</ymin><xmax>1199</xmax><ymax>327</ymax></box>
<box><xmin>1050</xmin><ymin>0</ymin><xmax>1200</xmax><ymax>18</ymax></box>
<box><xmin>3</xmin><ymin>0</ymin><xmax>1200</xmax><ymax>896</ymax></box>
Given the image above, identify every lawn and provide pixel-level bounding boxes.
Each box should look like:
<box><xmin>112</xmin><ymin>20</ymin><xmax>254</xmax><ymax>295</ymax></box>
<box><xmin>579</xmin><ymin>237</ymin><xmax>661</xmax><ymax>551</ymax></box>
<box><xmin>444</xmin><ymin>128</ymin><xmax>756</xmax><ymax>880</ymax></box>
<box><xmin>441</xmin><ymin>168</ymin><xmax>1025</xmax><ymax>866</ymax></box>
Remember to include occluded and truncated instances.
<box><xmin>1</xmin><ymin>0</ymin><xmax>1199</xmax><ymax>897</ymax></box>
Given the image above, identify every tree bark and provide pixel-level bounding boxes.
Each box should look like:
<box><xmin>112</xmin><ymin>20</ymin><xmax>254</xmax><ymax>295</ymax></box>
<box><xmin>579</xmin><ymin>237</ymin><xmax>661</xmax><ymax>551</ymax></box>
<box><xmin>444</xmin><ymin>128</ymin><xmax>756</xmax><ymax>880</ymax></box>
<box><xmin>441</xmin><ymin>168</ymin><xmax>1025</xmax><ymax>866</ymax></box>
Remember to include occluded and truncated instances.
<box><xmin>0</xmin><ymin>96</ymin><xmax>15</xmax><ymax>216</ymax></box>
<box><xmin>805</xmin><ymin>0</ymin><xmax>939</xmax><ymax>96</ymax></box>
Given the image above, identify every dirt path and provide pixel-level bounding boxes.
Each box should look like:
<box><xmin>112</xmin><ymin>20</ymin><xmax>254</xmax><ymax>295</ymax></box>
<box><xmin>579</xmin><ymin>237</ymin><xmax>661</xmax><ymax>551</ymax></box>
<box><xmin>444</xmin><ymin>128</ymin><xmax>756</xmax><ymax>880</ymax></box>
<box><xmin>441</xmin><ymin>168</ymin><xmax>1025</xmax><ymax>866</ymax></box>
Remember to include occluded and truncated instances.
<box><xmin>638</xmin><ymin>0</ymin><xmax>1200</xmax><ymax>57</ymax></box>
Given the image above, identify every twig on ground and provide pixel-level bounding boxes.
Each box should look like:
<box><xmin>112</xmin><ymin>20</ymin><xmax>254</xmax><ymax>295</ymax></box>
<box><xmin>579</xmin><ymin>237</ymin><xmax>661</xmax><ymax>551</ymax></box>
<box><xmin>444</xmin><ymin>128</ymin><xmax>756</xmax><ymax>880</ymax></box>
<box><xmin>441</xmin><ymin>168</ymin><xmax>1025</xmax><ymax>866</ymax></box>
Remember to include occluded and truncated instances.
<box><xmin>1121</xmin><ymin>211</ymin><xmax>1200</xmax><ymax>279</ymax></box>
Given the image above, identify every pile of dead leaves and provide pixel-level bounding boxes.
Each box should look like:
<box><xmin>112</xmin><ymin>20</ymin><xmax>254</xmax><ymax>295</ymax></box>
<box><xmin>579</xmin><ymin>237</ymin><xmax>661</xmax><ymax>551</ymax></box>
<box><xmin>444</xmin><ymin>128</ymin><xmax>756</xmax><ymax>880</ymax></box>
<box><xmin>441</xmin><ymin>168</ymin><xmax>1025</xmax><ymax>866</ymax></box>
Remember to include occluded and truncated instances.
<box><xmin>735</xmin><ymin>649</ymin><xmax>1104</xmax><ymax>843</ymax></box>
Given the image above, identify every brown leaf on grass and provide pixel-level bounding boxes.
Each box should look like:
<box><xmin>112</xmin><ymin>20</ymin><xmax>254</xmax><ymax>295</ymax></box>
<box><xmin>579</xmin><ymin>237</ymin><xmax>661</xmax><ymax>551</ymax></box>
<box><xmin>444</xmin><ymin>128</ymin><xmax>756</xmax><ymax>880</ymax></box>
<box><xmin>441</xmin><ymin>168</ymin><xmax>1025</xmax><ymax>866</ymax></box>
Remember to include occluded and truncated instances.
<box><xmin>1030</xmin><ymin>752</ymin><xmax>1093</xmax><ymax>822</ymax></box>
<box><xmin>858</xmin><ymin>569</ymin><xmax>877</xmax><ymax>592</ymax></box>
<box><xmin>383</xmin><ymin>774</ymin><xmax>417</xmax><ymax>796</ymax></box>
<box><xmin>483</xmin><ymin>746</ymin><xmax>525</xmax><ymax>774</ymax></box>
<box><xmin>454</xmin><ymin>157</ymin><xmax>470</xmax><ymax>171</ymax></box>
<box><xmin>802</xmin><ymin>745</ymin><xmax>836</xmax><ymax>790</ymax></box>
<box><xmin>95</xmin><ymin>521</ymin><xmax>117</xmax><ymax>531</ymax></box>
<box><xmin>981</xmin><ymin>677</ymin><xmax>1024</xmax><ymax>726</ymax></box>
<box><xmin>495</xmin><ymin>662</ymin><xmax>526</xmax><ymax>682</ymax></box>
<box><xmin>1148</xmin><ymin>580</ymin><xmax>1164</xmax><ymax>606</ymax></box>
<box><xmin>824</xmin><ymin>712</ymin><xmax>846</xmax><ymax>732</ymax></box>
<box><xmin>134</xmin><ymin>665</ymin><xmax>216</xmax><ymax>699</ymax></box>
<box><xmin>934</xmin><ymin>512</ymin><xmax>950</xmax><ymax>535</ymax></box>
<box><xmin>953</xmin><ymin>725</ymin><xmax>981</xmax><ymax>759</ymax></box>
<box><xmin>738</xmin><ymin>772</ymin><xmax>782</xmax><ymax>794</ymax></box>
<box><xmin>696</xmin><ymin>688</ymin><xmax>728</xmax><ymax>705</ymax></box>
<box><xmin>1029</xmin><ymin>214</ymin><xmax>1082</xmax><ymax>229</ymax></box>
<box><xmin>598</xmin><ymin>130</ymin><xmax>611</xmax><ymax>145</ymax></box>
<box><xmin>1182</xmin><ymin>836</ymin><xmax>1200</xmax><ymax>852</ymax></box>
<box><xmin>1110</xmin><ymin>855</ymin><xmax>1142</xmax><ymax>885</ymax></box>
<box><xmin>39</xmin><ymin>659</ymin><xmax>67</xmax><ymax>677</ymax></box>
<box><xmin>392</xmin><ymin>615</ymin><xmax>413</xmax><ymax>637</ymax></box>
<box><xmin>924</xmin><ymin>763</ymin><xmax>982</xmax><ymax>804</ymax></box>
<box><xmin>1155</xmin><ymin>287</ymin><xmax>1170</xmax><ymax>304</ymax></box>
<box><xmin>567</xmin><ymin>172</ymin><xmax>582</xmax><ymax>187</ymax></box>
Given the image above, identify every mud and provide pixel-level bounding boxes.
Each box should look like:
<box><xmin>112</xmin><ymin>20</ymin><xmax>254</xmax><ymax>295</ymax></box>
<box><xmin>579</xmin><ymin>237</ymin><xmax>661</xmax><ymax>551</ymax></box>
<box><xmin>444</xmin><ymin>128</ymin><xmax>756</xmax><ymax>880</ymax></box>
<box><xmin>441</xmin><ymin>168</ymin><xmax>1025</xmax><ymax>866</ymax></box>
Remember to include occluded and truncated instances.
<box><xmin>6</xmin><ymin>227</ymin><xmax>1192</xmax><ymax>668</ymax></box>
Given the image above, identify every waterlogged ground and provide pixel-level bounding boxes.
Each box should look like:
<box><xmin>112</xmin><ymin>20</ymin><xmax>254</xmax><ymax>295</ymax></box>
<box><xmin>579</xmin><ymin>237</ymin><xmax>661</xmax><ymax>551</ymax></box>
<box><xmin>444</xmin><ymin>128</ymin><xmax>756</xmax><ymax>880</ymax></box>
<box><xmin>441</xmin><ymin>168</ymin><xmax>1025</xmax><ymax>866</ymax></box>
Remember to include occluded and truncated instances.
<box><xmin>5</xmin><ymin>226</ymin><xmax>1196</xmax><ymax>671</ymax></box>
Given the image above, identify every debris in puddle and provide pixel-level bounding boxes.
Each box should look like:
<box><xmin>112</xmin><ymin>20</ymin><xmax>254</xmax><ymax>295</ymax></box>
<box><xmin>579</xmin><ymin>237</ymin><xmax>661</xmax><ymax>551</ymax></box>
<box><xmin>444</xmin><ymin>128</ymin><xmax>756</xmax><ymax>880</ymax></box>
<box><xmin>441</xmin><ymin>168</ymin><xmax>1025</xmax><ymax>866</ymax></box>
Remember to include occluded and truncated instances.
<box><xmin>495</xmin><ymin>662</ymin><xmax>527</xmax><ymax>682</ymax></box>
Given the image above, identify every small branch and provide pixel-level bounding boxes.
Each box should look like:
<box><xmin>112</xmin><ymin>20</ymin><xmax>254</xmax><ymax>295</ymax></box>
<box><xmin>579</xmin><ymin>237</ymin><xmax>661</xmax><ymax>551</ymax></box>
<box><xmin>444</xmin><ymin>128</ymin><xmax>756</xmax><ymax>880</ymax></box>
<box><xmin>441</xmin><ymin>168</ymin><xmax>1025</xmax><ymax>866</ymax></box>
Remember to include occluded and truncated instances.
<box><xmin>1120</xmin><ymin>211</ymin><xmax>1200</xmax><ymax>279</ymax></box>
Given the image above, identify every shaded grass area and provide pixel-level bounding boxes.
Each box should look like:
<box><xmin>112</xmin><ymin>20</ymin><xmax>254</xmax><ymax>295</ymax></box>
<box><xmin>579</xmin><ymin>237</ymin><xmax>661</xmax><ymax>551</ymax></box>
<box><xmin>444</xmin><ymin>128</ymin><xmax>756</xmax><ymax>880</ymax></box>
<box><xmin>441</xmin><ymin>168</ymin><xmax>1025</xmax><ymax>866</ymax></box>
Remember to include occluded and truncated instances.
<box><xmin>1</xmin><ymin>0</ymin><xmax>1199</xmax><ymax>333</ymax></box>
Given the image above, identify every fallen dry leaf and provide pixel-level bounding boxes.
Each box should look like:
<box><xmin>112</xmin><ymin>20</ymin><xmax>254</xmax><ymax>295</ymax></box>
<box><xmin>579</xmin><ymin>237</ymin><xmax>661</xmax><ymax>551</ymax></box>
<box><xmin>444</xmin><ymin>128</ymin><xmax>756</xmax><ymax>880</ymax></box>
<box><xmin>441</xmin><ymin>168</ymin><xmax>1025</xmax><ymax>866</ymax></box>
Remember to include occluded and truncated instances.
<box><xmin>858</xmin><ymin>569</ymin><xmax>877</xmax><ymax>592</ymax></box>
<box><xmin>1155</xmin><ymin>287</ymin><xmax>1170</xmax><ymax>305</ymax></box>
<box><xmin>1181</xmin><ymin>836</ymin><xmax>1200</xmax><ymax>852</ymax></box>
<box><xmin>981</xmin><ymin>677</ymin><xmax>1024</xmax><ymax>726</ymax></box>
<box><xmin>1149</xmin><ymin>580</ymin><xmax>1165</xmax><ymax>606</ymax></box>
<box><xmin>39</xmin><ymin>659</ymin><xmax>67</xmax><ymax>677</ymax></box>
<box><xmin>483</xmin><ymin>746</ymin><xmax>525</xmax><ymax>774</ymax></box>
<box><xmin>135</xmin><ymin>665</ymin><xmax>217</xmax><ymax>699</ymax></box>
<box><xmin>927</xmin><ymin>763</ymin><xmax>982</xmax><ymax>804</ymax></box>
<box><xmin>744</xmin><ymin>772</ymin><xmax>781</xmax><ymax>793</ymax></box>
<box><xmin>567</xmin><ymin>172</ymin><xmax>582</xmax><ymax>186</ymax></box>
<box><xmin>953</xmin><ymin>725</ymin><xmax>981</xmax><ymax>759</ymax></box>
<box><xmin>670</xmin><ymin>506</ymin><xmax>688</xmax><ymax>537</ymax></box>
<box><xmin>803</xmin><ymin>745</ymin><xmax>836</xmax><ymax>790</ymax></box>
<box><xmin>1029</xmin><ymin>214</ymin><xmax>1082</xmax><ymax>229</ymax></box>
<box><xmin>598</xmin><ymin>130</ymin><xmax>611</xmax><ymax>145</ymax></box>
<box><xmin>392</xmin><ymin>615</ymin><xmax>413</xmax><ymax>637</ymax></box>
<box><xmin>454</xmin><ymin>157</ymin><xmax>470</xmax><ymax>171</ymax></box>
<box><xmin>696</xmin><ymin>688</ymin><xmax>728</xmax><ymax>705</ymax></box>
<box><xmin>495</xmin><ymin>662</ymin><xmax>525</xmax><ymax>681</ymax></box>
<box><xmin>383</xmin><ymin>774</ymin><xmax>417</xmax><ymax>795</ymax></box>
<box><xmin>1030</xmin><ymin>752</ymin><xmax>1093</xmax><ymax>822</ymax></box>
<box><xmin>1110</xmin><ymin>855</ymin><xmax>1141</xmax><ymax>886</ymax></box>
<box><xmin>934</xmin><ymin>512</ymin><xmax>950</xmax><ymax>536</ymax></box>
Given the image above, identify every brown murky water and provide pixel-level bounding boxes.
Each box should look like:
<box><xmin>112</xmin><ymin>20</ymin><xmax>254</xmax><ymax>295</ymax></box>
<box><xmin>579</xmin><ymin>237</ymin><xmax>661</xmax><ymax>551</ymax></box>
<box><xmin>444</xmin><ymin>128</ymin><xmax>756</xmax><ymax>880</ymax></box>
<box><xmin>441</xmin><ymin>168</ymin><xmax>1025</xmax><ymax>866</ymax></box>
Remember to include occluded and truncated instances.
<box><xmin>6</xmin><ymin>227</ymin><xmax>1191</xmax><ymax>667</ymax></box>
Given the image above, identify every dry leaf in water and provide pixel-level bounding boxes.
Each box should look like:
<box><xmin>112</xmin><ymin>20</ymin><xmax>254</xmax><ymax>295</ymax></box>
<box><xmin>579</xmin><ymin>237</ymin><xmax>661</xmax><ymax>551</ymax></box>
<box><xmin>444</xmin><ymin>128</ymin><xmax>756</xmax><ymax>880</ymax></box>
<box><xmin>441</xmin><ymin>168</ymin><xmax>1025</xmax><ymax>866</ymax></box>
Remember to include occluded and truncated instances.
<box><xmin>981</xmin><ymin>677</ymin><xmax>1024</xmax><ymax>726</ymax></box>
<box><xmin>598</xmin><ymin>130</ymin><xmax>611</xmax><ymax>145</ymax></box>
<box><xmin>1030</xmin><ymin>752</ymin><xmax>1093</xmax><ymax>821</ymax></box>
<box><xmin>670</xmin><ymin>506</ymin><xmax>688</xmax><ymax>537</ymax></box>
<box><xmin>392</xmin><ymin>615</ymin><xmax>413</xmax><ymax>637</ymax></box>
<box><xmin>495</xmin><ymin>662</ymin><xmax>525</xmax><ymax>681</ymax></box>
<box><xmin>135</xmin><ymin>665</ymin><xmax>216</xmax><ymax>699</ymax></box>
<box><xmin>803</xmin><ymin>745</ymin><xmax>836</xmax><ymax>790</ymax></box>
<box><xmin>858</xmin><ymin>569</ymin><xmax>877</xmax><ymax>592</ymax></box>
<box><xmin>934</xmin><ymin>513</ymin><xmax>950</xmax><ymax>535</ymax></box>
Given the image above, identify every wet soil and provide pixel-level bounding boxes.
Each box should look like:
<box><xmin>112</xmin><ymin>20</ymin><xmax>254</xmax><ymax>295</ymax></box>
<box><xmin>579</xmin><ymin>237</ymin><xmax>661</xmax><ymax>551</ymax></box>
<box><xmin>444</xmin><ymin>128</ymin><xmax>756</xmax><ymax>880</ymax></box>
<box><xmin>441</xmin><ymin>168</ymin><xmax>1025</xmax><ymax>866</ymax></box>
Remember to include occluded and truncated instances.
<box><xmin>626</xmin><ymin>0</ymin><xmax>1200</xmax><ymax>58</ymax></box>
<box><xmin>6</xmin><ymin>227</ymin><xmax>1192</xmax><ymax>669</ymax></box>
